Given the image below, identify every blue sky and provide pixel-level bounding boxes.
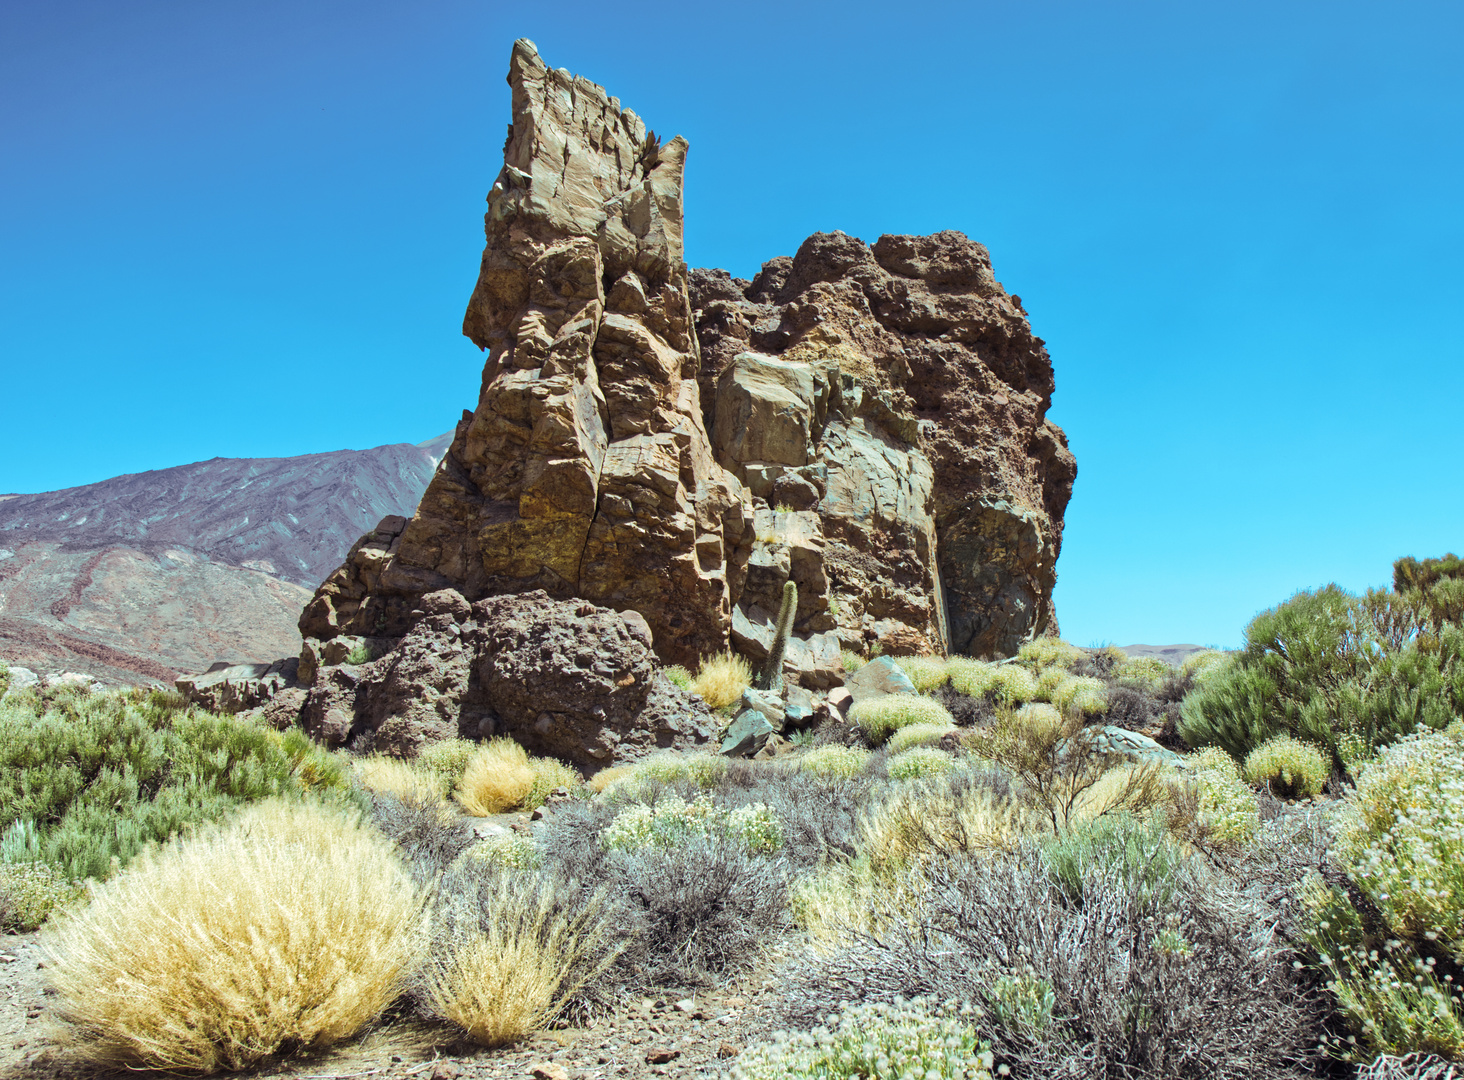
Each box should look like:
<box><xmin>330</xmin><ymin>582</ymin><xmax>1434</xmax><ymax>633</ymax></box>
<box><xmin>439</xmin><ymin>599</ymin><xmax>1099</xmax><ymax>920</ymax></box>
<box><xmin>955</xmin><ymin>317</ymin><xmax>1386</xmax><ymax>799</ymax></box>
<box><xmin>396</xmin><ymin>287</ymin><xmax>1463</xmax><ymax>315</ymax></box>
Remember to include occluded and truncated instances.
<box><xmin>2</xmin><ymin>0</ymin><xmax>1460</xmax><ymax>648</ymax></box>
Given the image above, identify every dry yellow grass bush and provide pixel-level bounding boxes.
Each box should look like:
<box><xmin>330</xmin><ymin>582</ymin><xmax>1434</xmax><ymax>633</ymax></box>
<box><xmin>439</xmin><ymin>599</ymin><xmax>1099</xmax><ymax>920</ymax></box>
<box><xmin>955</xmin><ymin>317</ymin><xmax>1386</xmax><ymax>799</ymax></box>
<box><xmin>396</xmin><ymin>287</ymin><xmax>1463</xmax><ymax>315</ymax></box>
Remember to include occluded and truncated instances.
<box><xmin>354</xmin><ymin>755</ymin><xmax>444</xmax><ymax>804</ymax></box>
<box><xmin>456</xmin><ymin>739</ymin><xmax>535</xmax><ymax>815</ymax></box>
<box><xmin>689</xmin><ymin>649</ymin><xmax>752</xmax><ymax>710</ymax></box>
<box><xmin>425</xmin><ymin>877</ymin><xmax>617</xmax><ymax>1046</ymax></box>
<box><xmin>42</xmin><ymin>799</ymin><xmax>425</xmax><ymax>1073</ymax></box>
<box><xmin>587</xmin><ymin>764</ymin><xmax>636</xmax><ymax>794</ymax></box>
<box><xmin>861</xmin><ymin>776</ymin><xmax>1029</xmax><ymax>876</ymax></box>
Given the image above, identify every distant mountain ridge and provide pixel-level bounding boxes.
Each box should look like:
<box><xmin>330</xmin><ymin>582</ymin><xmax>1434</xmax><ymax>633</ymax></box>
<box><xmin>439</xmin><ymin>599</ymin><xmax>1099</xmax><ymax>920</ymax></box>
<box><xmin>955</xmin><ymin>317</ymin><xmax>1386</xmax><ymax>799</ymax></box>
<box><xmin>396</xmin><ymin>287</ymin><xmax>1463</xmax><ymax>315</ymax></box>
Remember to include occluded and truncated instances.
<box><xmin>0</xmin><ymin>435</ymin><xmax>447</xmax><ymax>684</ymax></box>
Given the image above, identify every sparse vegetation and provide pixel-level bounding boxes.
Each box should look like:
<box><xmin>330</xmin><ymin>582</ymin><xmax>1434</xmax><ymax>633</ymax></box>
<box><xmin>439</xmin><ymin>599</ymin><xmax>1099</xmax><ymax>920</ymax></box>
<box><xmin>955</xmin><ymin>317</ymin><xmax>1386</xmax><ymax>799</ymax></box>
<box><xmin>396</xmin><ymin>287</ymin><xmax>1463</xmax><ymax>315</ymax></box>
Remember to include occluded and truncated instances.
<box><xmin>689</xmin><ymin>648</ymin><xmax>752</xmax><ymax>709</ymax></box>
<box><xmin>850</xmin><ymin>692</ymin><xmax>955</xmax><ymax>743</ymax></box>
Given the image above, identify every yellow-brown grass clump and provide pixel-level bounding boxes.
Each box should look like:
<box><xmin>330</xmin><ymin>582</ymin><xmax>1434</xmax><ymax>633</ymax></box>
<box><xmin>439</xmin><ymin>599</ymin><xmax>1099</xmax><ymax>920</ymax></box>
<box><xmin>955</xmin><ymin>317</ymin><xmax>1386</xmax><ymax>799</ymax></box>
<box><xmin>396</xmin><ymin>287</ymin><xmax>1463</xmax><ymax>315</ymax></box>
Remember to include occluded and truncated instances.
<box><xmin>456</xmin><ymin>739</ymin><xmax>535</xmax><ymax>816</ymax></box>
<box><xmin>689</xmin><ymin>649</ymin><xmax>752</xmax><ymax>710</ymax></box>
<box><xmin>425</xmin><ymin>877</ymin><xmax>618</xmax><ymax>1046</ymax></box>
<box><xmin>354</xmin><ymin>755</ymin><xmax>444</xmax><ymax>804</ymax></box>
<box><xmin>42</xmin><ymin>799</ymin><xmax>425</xmax><ymax>1073</ymax></box>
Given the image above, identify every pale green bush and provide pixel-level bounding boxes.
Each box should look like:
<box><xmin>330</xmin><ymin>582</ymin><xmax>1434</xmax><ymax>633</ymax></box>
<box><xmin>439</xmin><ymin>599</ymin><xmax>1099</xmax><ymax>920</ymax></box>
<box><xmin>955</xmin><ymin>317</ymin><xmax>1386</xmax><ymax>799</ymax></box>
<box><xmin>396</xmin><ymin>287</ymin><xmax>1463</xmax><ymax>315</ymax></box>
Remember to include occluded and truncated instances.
<box><xmin>895</xmin><ymin>655</ymin><xmax>950</xmax><ymax>692</ymax></box>
<box><xmin>1047</xmin><ymin>674</ymin><xmax>1108</xmax><ymax>716</ymax></box>
<box><xmin>1242</xmin><ymin>734</ymin><xmax>1329</xmax><ymax>798</ymax></box>
<box><xmin>1182</xmin><ymin>649</ymin><xmax>1229</xmax><ymax>680</ymax></box>
<box><xmin>947</xmin><ymin>656</ymin><xmax>994</xmax><ymax>697</ymax></box>
<box><xmin>600</xmin><ymin>795</ymin><xmax>782</xmax><ymax>855</ymax></box>
<box><xmin>851</xmin><ymin>694</ymin><xmax>955</xmax><ymax>744</ymax></box>
<box><xmin>525</xmin><ymin>755</ymin><xmax>580</xmax><ymax>809</ymax></box>
<box><xmin>1114</xmin><ymin>655</ymin><xmax>1171</xmax><ymax>690</ymax></box>
<box><xmin>990</xmin><ymin>665</ymin><xmax>1039</xmax><ymax>708</ymax></box>
<box><xmin>460</xmin><ymin>832</ymin><xmax>540</xmax><ymax>872</ymax></box>
<box><xmin>1187</xmin><ymin>747</ymin><xmax>1258</xmax><ymax>845</ymax></box>
<box><xmin>887</xmin><ymin>746</ymin><xmax>959</xmax><ymax>781</ymax></box>
<box><xmin>624</xmin><ymin>751</ymin><xmax>729</xmax><ymax>791</ymax></box>
<box><xmin>1017</xmin><ymin>637</ymin><xmax>1085</xmax><ymax>672</ymax></box>
<box><xmin>0</xmin><ymin>861</ymin><xmax>88</xmax><ymax>931</ymax></box>
<box><xmin>798</xmin><ymin>744</ymin><xmax>871</xmax><ymax>779</ymax></box>
<box><xmin>886</xmin><ymin>721</ymin><xmax>956</xmax><ymax>755</ymax></box>
<box><xmin>840</xmin><ymin>649</ymin><xmax>868</xmax><ymax>674</ymax></box>
<box><xmin>663</xmin><ymin>664</ymin><xmax>692</xmax><ymax>692</ymax></box>
<box><xmin>416</xmin><ymin>738</ymin><xmax>479</xmax><ymax>792</ymax></box>
<box><xmin>731</xmin><ymin>997</ymin><xmax>993</xmax><ymax>1080</ymax></box>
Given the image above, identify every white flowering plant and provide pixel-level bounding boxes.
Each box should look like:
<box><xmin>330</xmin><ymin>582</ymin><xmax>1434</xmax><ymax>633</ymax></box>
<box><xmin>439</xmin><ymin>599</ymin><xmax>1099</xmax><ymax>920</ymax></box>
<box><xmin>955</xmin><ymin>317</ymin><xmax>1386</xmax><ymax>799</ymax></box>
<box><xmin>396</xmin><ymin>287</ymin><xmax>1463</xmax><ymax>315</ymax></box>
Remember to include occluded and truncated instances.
<box><xmin>1187</xmin><ymin>747</ymin><xmax>1259</xmax><ymax>846</ymax></box>
<box><xmin>731</xmin><ymin>997</ymin><xmax>994</xmax><ymax>1080</ymax></box>
<box><xmin>600</xmin><ymin>794</ymin><xmax>782</xmax><ymax>855</ymax></box>
<box><xmin>1302</xmin><ymin>722</ymin><xmax>1464</xmax><ymax>1061</ymax></box>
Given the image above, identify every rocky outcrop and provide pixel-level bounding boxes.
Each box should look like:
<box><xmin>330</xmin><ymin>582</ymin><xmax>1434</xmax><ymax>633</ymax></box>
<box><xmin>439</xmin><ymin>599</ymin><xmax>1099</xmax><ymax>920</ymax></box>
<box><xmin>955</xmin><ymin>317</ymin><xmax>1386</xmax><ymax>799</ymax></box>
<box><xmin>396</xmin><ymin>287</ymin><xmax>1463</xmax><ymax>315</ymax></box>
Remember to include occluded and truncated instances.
<box><xmin>300</xmin><ymin>40</ymin><xmax>748</xmax><ymax>669</ymax></box>
<box><xmin>300</xmin><ymin>40</ymin><xmax>1075</xmax><ymax>696</ymax></box>
<box><xmin>690</xmin><ymin>230</ymin><xmax>1076</xmax><ymax>658</ymax></box>
<box><xmin>295</xmin><ymin>589</ymin><xmax>715</xmax><ymax>770</ymax></box>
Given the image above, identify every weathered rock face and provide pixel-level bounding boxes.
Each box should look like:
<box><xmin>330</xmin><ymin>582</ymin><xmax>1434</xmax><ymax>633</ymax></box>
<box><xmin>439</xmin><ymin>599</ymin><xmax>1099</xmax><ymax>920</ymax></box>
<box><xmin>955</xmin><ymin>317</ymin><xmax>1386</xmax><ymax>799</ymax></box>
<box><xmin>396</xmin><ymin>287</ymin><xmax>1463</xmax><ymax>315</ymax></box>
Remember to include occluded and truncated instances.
<box><xmin>690</xmin><ymin>229</ymin><xmax>1076</xmax><ymax>658</ymax></box>
<box><xmin>300</xmin><ymin>40</ymin><xmax>748</xmax><ymax>669</ymax></box>
<box><xmin>300</xmin><ymin>41</ymin><xmax>1074</xmax><ymax>692</ymax></box>
<box><xmin>296</xmin><ymin>588</ymin><xmax>716</xmax><ymax>770</ymax></box>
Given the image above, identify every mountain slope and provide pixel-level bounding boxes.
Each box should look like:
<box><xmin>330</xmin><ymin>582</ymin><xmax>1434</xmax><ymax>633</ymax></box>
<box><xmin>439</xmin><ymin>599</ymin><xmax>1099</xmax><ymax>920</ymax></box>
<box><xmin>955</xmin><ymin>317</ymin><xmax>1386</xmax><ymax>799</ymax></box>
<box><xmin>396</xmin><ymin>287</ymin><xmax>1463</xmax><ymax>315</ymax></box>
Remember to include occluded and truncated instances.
<box><xmin>0</xmin><ymin>438</ymin><xmax>446</xmax><ymax>684</ymax></box>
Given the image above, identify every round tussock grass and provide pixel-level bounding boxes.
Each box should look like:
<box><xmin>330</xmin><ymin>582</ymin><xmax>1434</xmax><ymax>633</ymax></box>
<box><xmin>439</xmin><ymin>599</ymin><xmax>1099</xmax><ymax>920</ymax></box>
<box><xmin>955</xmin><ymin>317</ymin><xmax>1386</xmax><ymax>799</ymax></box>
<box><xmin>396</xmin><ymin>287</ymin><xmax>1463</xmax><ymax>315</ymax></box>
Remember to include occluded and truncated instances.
<box><xmin>795</xmin><ymin>743</ymin><xmax>871</xmax><ymax>780</ymax></box>
<box><xmin>354</xmin><ymin>755</ymin><xmax>444</xmax><ymax>805</ymax></box>
<box><xmin>894</xmin><ymin>655</ymin><xmax>951</xmax><ymax>692</ymax></box>
<box><xmin>42</xmin><ymin>799</ymin><xmax>426</xmax><ymax>1073</ymax></box>
<box><xmin>886</xmin><ymin>746</ymin><xmax>959</xmax><ymax>781</ymax></box>
<box><xmin>1047</xmin><ymin>674</ymin><xmax>1108</xmax><ymax>716</ymax></box>
<box><xmin>1017</xmin><ymin>637</ymin><xmax>1085</xmax><ymax>672</ymax></box>
<box><xmin>1242</xmin><ymin>734</ymin><xmax>1329</xmax><ymax>799</ymax></box>
<box><xmin>689</xmin><ymin>649</ymin><xmax>751</xmax><ymax>710</ymax></box>
<box><xmin>947</xmin><ymin>656</ymin><xmax>996</xmax><ymax>698</ymax></box>
<box><xmin>850</xmin><ymin>693</ymin><xmax>955</xmax><ymax>744</ymax></box>
<box><xmin>416</xmin><ymin>738</ymin><xmax>479</xmax><ymax>791</ymax></box>
<box><xmin>885</xmin><ymin>721</ymin><xmax>956</xmax><ymax>755</ymax></box>
<box><xmin>455</xmin><ymin>738</ymin><xmax>535</xmax><ymax>816</ymax></box>
<box><xmin>1114</xmin><ymin>655</ymin><xmax>1172</xmax><ymax>691</ymax></box>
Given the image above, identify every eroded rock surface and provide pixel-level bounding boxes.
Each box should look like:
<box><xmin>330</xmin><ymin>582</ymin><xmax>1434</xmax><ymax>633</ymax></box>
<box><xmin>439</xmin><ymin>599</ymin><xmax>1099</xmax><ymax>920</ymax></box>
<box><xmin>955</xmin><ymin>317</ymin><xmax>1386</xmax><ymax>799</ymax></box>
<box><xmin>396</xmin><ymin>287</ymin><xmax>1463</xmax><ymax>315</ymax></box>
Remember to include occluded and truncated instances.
<box><xmin>294</xmin><ymin>589</ymin><xmax>715</xmax><ymax>770</ymax></box>
<box><xmin>690</xmin><ymin>229</ymin><xmax>1076</xmax><ymax>658</ymax></box>
<box><xmin>300</xmin><ymin>40</ymin><xmax>747</xmax><ymax>669</ymax></box>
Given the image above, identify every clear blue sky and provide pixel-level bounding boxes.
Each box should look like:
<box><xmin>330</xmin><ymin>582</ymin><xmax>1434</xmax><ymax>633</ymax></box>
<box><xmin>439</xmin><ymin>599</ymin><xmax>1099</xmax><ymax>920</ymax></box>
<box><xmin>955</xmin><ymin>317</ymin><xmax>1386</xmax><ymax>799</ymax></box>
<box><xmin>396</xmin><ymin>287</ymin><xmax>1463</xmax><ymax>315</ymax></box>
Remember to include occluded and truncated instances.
<box><xmin>2</xmin><ymin>0</ymin><xmax>1461</xmax><ymax>648</ymax></box>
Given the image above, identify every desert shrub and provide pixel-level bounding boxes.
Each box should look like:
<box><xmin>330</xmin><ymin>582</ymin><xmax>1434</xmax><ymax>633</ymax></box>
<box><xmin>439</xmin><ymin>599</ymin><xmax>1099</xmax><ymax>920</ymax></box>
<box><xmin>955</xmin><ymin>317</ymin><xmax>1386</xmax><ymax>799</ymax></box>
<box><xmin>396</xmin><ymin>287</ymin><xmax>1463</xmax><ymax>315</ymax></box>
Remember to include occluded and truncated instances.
<box><xmin>355</xmin><ymin>754</ymin><xmax>445</xmax><ymax>803</ymax></box>
<box><xmin>424</xmin><ymin>870</ymin><xmax>614</xmax><ymax>1045</ymax></box>
<box><xmin>689</xmin><ymin>649</ymin><xmax>752</xmax><ymax>710</ymax></box>
<box><xmin>1018</xmin><ymin>637</ymin><xmax>1086</xmax><ymax>672</ymax></box>
<box><xmin>1103</xmin><ymin>684</ymin><xmax>1167</xmax><ymax>732</ymax></box>
<box><xmin>459</xmin><ymin>831</ymin><xmax>541</xmax><ymax>871</ymax></box>
<box><xmin>0</xmin><ymin>660</ymin><xmax>10</xmax><ymax>698</ymax></box>
<box><xmin>1304</xmin><ymin>725</ymin><xmax>1464</xmax><ymax>1065</ymax></box>
<box><xmin>0</xmin><ymin>690</ymin><xmax>346</xmax><ymax>881</ymax></box>
<box><xmin>456</xmin><ymin>738</ymin><xmax>534</xmax><ymax>815</ymax></box>
<box><xmin>416</xmin><ymin>737</ymin><xmax>479</xmax><ymax>790</ymax></box>
<box><xmin>886</xmin><ymin>746</ymin><xmax>959</xmax><ymax>781</ymax></box>
<box><xmin>786</xmin><ymin>841</ymin><xmax>1324</xmax><ymax>1080</ymax></box>
<box><xmin>1395</xmin><ymin>553</ymin><xmax>1464</xmax><ymax>593</ymax></box>
<box><xmin>991</xmin><ymin>664</ymin><xmax>1040</xmax><ymax>707</ymax></box>
<box><xmin>663</xmin><ymin>664</ymin><xmax>692</xmax><ymax>691</ymax></box>
<box><xmin>628</xmin><ymin>750</ymin><xmax>728</xmax><ymax>790</ymax></box>
<box><xmin>1042</xmin><ymin>812</ymin><xmax>1184</xmax><ymax>909</ymax></box>
<box><xmin>947</xmin><ymin>656</ymin><xmax>996</xmax><ymax>697</ymax></box>
<box><xmin>798</xmin><ymin>743</ymin><xmax>871</xmax><ymax>779</ymax></box>
<box><xmin>1047</xmin><ymin>673</ymin><xmax>1109</xmax><ymax>716</ymax></box>
<box><xmin>1179</xmin><ymin>582</ymin><xmax>1464</xmax><ymax>766</ymax></box>
<box><xmin>860</xmin><ymin>770</ymin><xmax>1029</xmax><ymax>875</ymax></box>
<box><xmin>1184</xmin><ymin>748</ymin><xmax>1259</xmax><ymax>846</ymax></box>
<box><xmin>717</xmin><ymin>764</ymin><xmax>874</xmax><ymax>870</ymax></box>
<box><xmin>733</xmin><ymin>997</ymin><xmax>994</xmax><ymax>1080</ymax></box>
<box><xmin>369</xmin><ymin>792</ymin><xmax>477</xmax><ymax>885</ymax></box>
<box><xmin>973</xmin><ymin>704</ymin><xmax>1167</xmax><ymax>834</ymax></box>
<box><xmin>0</xmin><ymin>860</ymin><xmax>87</xmax><ymax>931</ymax></box>
<box><xmin>851</xmin><ymin>693</ymin><xmax>955</xmax><ymax>743</ymax></box>
<box><xmin>895</xmin><ymin>655</ymin><xmax>951</xmax><ymax>692</ymax></box>
<box><xmin>840</xmin><ymin>648</ymin><xmax>867</xmax><ymax>673</ymax></box>
<box><xmin>2</xmin><ymin>816</ymin><xmax>41</xmax><ymax>862</ymax></box>
<box><xmin>1242</xmin><ymin>734</ymin><xmax>1329</xmax><ymax>798</ymax></box>
<box><xmin>43</xmin><ymin>799</ymin><xmax>425</xmax><ymax>1072</ymax></box>
<box><xmin>601</xmin><ymin>794</ymin><xmax>782</xmax><ymax>855</ymax></box>
<box><xmin>886</xmin><ymin>721</ymin><xmax>956</xmax><ymax>754</ymax></box>
<box><xmin>525</xmin><ymin>755</ymin><xmax>580</xmax><ymax>809</ymax></box>
<box><xmin>1115</xmin><ymin>655</ymin><xmax>1172</xmax><ymax>691</ymax></box>
<box><xmin>1182</xmin><ymin>649</ymin><xmax>1230</xmax><ymax>680</ymax></box>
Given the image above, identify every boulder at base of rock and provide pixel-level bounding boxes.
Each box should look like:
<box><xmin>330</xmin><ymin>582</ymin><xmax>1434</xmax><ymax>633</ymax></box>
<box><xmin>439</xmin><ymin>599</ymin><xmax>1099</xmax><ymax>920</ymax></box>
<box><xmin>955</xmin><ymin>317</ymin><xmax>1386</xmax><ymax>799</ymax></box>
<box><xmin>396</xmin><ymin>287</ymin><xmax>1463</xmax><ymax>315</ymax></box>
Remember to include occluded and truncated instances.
<box><xmin>176</xmin><ymin>658</ymin><xmax>299</xmax><ymax>713</ymax></box>
<box><xmin>721</xmin><ymin>708</ymin><xmax>775</xmax><ymax>758</ymax></box>
<box><xmin>739</xmin><ymin>687</ymin><xmax>785</xmax><ymax>730</ymax></box>
<box><xmin>843</xmin><ymin>655</ymin><xmax>918</xmax><ymax>703</ymax></box>
<box><xmin>1068</xmin><ymin>725</ymin><xmax>1185</xmax><ymax>770</ymax></box>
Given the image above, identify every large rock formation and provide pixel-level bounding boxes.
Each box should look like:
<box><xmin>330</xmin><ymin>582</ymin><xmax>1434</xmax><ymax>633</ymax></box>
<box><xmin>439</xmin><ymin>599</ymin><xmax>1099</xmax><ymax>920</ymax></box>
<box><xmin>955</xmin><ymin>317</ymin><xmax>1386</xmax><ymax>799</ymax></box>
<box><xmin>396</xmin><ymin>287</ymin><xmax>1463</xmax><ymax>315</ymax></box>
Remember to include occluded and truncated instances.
<box><xmin>299</xmin><ymin>40</ymin><xmax>1074</xmax><ymax>696</ymax></box>
<box><xmin>301</xmin><ymin>40</ymin><xmax>747</xmax><ymax>668</ymax></box>
<box><xmin>690</xmin><ymin>230</ymin><xmax>1075</xmax><ymax>658</ymax></box>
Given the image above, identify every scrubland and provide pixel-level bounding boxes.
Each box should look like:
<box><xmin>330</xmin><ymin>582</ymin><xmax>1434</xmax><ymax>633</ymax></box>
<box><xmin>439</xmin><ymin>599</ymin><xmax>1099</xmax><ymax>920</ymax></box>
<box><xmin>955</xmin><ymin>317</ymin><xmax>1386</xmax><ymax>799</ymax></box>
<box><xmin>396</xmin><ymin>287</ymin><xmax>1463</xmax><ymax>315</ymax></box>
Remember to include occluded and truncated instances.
<box><xmin>2</xmin><ymin>553</ymin><xmax>1464</xmax><ymax>1078</ymax></box>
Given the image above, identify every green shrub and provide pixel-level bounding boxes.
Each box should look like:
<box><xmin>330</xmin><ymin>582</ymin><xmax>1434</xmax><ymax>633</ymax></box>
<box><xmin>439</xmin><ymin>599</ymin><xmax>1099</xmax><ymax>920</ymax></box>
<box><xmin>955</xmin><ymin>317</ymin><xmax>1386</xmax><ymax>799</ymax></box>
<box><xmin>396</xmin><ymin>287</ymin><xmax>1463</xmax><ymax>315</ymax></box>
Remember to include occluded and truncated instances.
<box><xmin>0</xmin><ymin>860</ymin><xmax>88</xmax><ymax>931</ymax></box>
<box><xmin>663</xmin><ymin>664</ymin><xmax>692</xmax><ymax>692</ymax></box>
<box><xmin>1114</xmin><ymin>655</ymin><xmax>1171</xmax><ymax>691</ymax></box>
<box><xmin>840</xmin><ymin>648</ymin><xmax>867</xmax><ymax>674</ymax></box>
<box><xmin>600</xmin><ymin>795</ymin><xmax>782</xmax><ymax>855</ymax></box>
<box><xmin>1394</xmin><ymin>552</ymin><xmax>1464</xmax><ymax>593</ymax></box>
<box><xmin>1179</xmin><ymin>579</ymin><xmax>1464</xmax><ymax>766</ymax></box>
<box><xmin>1242</xmin><ymin>734</ymin><xmax>1329</xmax><ymax>798</ymax></box>
<box><xmin>1182</xmin><ymin>649</ymin><xmax>1230</xmax><ymax>681</ymax></box>
<box><xmin>732</xmin><ymin>997</ymin><xmax>994</xmax><ymax>1080</ymax></box>
<box><xmin>417</xmin><ymin>738</ymin><xmax>479</xmax><ymax>793</ymax></box>
<box><xmin>985</xmin><ymin>971</ymin><xmax>1057</xmax><ymax>1033</ymax></box>
<box><xmin>798</xmin><ymin>744</ymin><xmax>871</xmax><ymax>779</ymax></box>
<box><xmin>850</xmin><ymin>693</ymin><xmax>955</xmax><ymax>744</ymax></box>
<box><xmin>885</xmin><ymin>721</ymin><xmax>956</xmax><ymax>755</ymax></box>
<box><xmin>1017</xmin><ymin>637</ymin><xmax>1084</xmax><ymax>672</ymax></box>
<box><xmin>1047</xmin><ymin>674</ymin><xmax>1108</xmax><ymax>716</ymax></box>
<box><xmin>894</xmin><ymin>655</ymin><xmax>950</xmax><ymax>692</ymax></box>
<box><xmin>1042</xmin><ymin>812</ymin><xmax>1183</xmax><ymax>909</ymax></box>
<box><xmin>0</xmin><ymin>660</ymin><xmax>9</xmax><ymax>699</ymax></box>
<box><xmin>525</xmin><ymin>755</ymin><xmax>581</xmax><ymax>809</ymax></box>
<box><xmin>630</xmin><ymin>751</ymin><xmax>729</xmax><ymax>791</ymax></box>
<box><xmin>1304</xmin><ymin>724</ymin><xmax>1464</xmax><ymax>1062</ymax></box>
<box><xmin>0</xmin><ymin>689</ymin><xmax>346</xmax><ymax>881</ymax></box>
<box><xmin>1186</xmin><ymin>747</ymin><xmax>1258</xmax><ymax>846</ymax></box>
<box><xmin>460</xmin><ymin>832</ymin><xmax>541</xmax><ymax>872</ymax></box>
<box><xmin>886</xmin><ymin>746</ymin><xmax>959</xmax><ymax>781</ymax></box>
